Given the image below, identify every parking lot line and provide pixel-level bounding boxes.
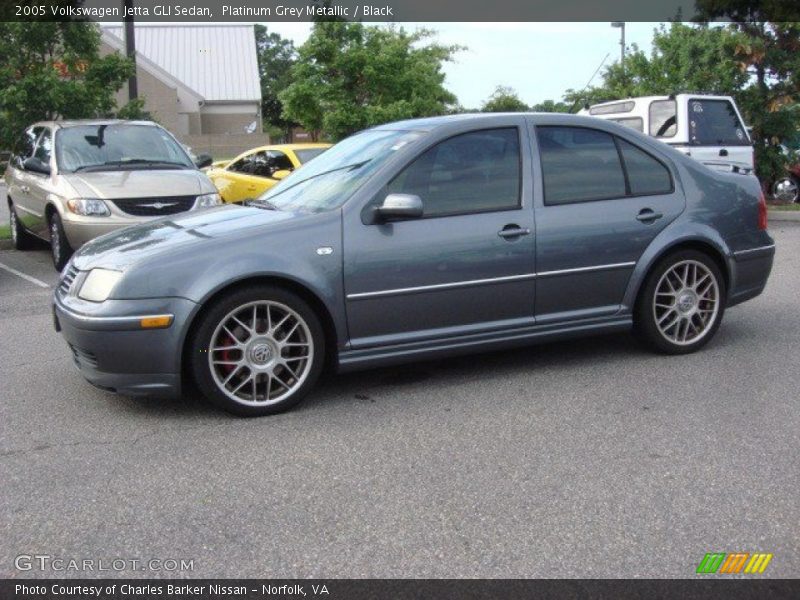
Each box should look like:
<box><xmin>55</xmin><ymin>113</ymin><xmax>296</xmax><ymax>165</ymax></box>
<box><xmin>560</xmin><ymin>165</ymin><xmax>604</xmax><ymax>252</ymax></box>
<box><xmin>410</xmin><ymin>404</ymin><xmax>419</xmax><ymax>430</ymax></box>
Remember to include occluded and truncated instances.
<box><xmin>0</xmin><ymin>261</ymin><xmax>51</xmax><ymax>289</ymax></box>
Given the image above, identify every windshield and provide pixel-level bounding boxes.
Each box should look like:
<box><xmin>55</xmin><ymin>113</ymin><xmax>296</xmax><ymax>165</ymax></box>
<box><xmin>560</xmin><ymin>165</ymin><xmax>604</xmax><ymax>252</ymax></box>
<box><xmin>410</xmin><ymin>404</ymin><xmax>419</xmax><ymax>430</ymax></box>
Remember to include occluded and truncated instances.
<box><xmin>56</xmin><ymin>124</ymin><xmax>195</xmax><ymax>173</ymax></box>
<box><xmin>256</xmin><ymin>129</ymin><xmax>424</xmax><ymax>213</ymax></box>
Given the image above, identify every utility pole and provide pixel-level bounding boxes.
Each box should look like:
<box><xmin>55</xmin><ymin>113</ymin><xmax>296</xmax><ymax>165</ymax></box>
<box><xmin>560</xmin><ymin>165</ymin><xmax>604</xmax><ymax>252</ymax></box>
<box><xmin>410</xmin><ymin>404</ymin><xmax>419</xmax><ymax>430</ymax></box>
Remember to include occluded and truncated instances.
<box><xmin>124</xmin><ymin>0</ymin><xmax>138</xmax><ymax>100</ymax></box>
<box><xmin>611</xmin><ymin>21</ymin><xmax>625</xmax><ymax>74</ymax></box>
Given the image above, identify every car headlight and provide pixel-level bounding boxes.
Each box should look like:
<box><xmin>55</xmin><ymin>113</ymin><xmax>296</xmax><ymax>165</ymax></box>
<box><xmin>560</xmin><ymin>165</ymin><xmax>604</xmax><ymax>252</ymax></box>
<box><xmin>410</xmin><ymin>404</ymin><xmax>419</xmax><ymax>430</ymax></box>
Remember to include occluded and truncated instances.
<box><xmin>78</xmin><ymin>268</ymin><xmax>123</xmax><ymax>302</ymax></box>
<box><xmin>195</xmin><ymin>192</ymin><xmax>222</xmax><ymax>209</ymax></box>
<box><xmin>66</xmin><ymin>198</ymin><xmax>111</xmax><ymax>217</ymax></box>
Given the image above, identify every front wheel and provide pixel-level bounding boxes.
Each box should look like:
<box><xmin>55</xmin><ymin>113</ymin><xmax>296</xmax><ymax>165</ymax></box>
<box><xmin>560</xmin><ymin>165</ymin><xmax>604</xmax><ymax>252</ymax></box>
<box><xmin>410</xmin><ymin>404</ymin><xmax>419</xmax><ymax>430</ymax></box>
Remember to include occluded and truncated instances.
<box><xmin>48</xmin><ymin>212</ymin><xmax>74</xmax><ymax>271</ymax></box>
<box><xmin>634</xmin><ymin>250</ymin><xmax>726</xmax><ymax>354</ymax></box>
<box><xmin>188</xmin><ymin>285</ymin><xmax>325</xmax><ymax>416</ymax></box>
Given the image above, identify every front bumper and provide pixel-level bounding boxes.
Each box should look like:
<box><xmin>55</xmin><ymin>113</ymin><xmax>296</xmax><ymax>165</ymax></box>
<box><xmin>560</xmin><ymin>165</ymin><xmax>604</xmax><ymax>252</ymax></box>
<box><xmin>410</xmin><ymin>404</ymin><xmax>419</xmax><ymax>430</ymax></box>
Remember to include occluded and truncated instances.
<box><xmin>53</xmin><ymin>291</ymin><xmax>198</xmax><ymax>398</ymax></box>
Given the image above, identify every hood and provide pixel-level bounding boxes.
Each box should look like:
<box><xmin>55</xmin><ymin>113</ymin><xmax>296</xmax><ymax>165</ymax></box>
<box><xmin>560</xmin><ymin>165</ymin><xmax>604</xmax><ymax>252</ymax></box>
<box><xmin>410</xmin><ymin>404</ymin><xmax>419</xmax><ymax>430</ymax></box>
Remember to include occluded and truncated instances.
<box><xmin>62</xmin><ymin>169</ymin><xmax>213</xmax><ymax>199</ymax></box>
<box><xmin>72</xmin><ymin>204</ymin><xmax>297</xmax><ymax>271</ymax></box>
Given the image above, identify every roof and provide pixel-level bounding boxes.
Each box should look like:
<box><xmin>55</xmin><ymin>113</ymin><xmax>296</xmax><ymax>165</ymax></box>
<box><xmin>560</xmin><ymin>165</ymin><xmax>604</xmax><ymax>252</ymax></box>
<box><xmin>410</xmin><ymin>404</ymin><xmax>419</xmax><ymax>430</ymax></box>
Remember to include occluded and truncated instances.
<box><xmin>102</xmin><ymin>25</ymin><xmax>261</xmax><ymax>103</ymax></box>
<box><xmin>35</xmin><ymin>120</ymin><xmax>160</xmax><ymax>129</ymax></box>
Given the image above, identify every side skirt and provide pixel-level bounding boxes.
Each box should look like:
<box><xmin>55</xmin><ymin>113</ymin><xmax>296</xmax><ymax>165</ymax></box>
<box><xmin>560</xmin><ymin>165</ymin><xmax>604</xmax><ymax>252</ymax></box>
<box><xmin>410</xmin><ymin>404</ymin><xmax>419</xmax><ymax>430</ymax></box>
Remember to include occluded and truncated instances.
<box><xmin>337</xmin><ymin>315</ymin><xmax>632</xmax><ymax>372</ymax></box>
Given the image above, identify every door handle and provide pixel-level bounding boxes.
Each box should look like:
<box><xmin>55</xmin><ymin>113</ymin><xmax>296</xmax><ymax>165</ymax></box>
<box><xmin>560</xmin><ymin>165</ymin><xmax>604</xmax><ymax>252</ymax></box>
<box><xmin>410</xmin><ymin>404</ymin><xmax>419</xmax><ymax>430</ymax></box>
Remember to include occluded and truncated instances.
<box><xmin>636</xmin><ymin>209</ymin><xmax>663</xmax><ymax>224</ymax></box>
<box><xmin>719</xmin><ymin>148</ymin><xmax>728</xmax><ymax>157</ymax></box>
<box><xmin>498</xmin><ymin>225</ymin><xmax>531</xmax><ymax>239</ymax></box>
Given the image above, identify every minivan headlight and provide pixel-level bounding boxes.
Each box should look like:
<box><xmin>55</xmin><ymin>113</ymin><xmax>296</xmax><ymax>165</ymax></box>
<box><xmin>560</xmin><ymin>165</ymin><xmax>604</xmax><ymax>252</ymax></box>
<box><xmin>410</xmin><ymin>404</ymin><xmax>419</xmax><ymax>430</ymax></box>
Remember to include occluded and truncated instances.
<box><xmin>195</xmin><ymin>192</ymin><xmax>222</xmax><ymax>209</ymax></box>
<box><xmin>67</xmin><ymin>198</ymin><xmax>111</xmax><ymax>217</ymax></box>
<box><xmin>78</xmin><ymin>268</ymin><xmax>123</xmax><ymax>302</ymax></box>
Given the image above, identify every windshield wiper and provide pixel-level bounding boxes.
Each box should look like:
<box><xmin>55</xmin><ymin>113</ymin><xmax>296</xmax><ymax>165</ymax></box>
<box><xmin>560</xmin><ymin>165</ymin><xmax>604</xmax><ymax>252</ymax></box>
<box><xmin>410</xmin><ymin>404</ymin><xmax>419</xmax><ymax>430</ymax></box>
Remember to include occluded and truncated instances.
<box><xmin>246</xmin><ymin>199</ymin><xmax>279</xmax><ymax>211</ymax></box>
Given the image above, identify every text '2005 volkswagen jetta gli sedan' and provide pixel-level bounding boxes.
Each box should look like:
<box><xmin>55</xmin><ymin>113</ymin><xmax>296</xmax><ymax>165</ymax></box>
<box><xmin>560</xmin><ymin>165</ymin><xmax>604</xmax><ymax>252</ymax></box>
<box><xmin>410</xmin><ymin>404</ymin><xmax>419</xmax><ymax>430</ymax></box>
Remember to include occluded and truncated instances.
<box><xmin>53</xmin><ymin>113</ymin><xmax>775</xmax><ymax>416</ymax></box>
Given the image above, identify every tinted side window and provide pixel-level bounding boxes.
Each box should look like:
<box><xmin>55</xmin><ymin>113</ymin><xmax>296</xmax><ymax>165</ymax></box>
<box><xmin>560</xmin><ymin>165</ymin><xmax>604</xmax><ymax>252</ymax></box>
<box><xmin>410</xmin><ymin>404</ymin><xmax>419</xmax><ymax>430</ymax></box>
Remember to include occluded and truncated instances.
<box><xmin>267</xmin><ymin>151</ymin><xmax>294</xmax><ymax>172</ymax></box>
<box><xmin>537</xmin><ymin>127</ymin><xmax>626</xmax><ymax>205</ymax></box>
<box><xmin>228</xmin><ymin>153</ymin><xmax>255</xmax><ymax>174</ymax></box>
<box><xmin>618</xmin><ymin>139</ymin><xmax>672</xmax><ymax>195</ymax></box>
<box><xmin>11</xmin><ymin>128</ymin><xmax>39</xmax><ymax>168</ymax></box>
<box><xmin>689</xmin><ymin>99</ymin><xmax>748</xmax><ymax>146</ymax></box>
<box><xmin>388</xmin><ymin>128</ymin><xmax>520</xmax><ymax>218</ymax></box>
<box><xmin>34</xmin><ymin>128</ymin><xmax>52</xmax><ymax>164</ymax></box>
<box><xmin>649</xmin><ymin>100</ymin><xmax>677</xmax><ymax>138</ymax></box>
<box><xmin>611</xmin><ymin>117</ymin><xmax>644</xmax><ymax>132</ymax></box>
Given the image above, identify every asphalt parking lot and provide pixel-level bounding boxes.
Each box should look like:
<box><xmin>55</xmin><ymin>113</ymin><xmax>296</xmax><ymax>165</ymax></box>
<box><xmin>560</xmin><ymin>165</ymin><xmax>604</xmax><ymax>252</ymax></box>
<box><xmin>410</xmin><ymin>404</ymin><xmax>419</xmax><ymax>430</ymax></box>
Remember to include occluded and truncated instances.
<box><xmin>0</xmin><ymin>223</ymin><xmax>798</xmax><ymax>579</ymax></box>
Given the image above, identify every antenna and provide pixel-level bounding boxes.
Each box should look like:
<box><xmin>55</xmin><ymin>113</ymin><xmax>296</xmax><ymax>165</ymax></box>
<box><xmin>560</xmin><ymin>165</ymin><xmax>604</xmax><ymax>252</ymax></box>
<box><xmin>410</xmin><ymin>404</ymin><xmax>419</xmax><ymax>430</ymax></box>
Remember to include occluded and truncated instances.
<box><xmin>569</xmin><ymin>53</ymin><xmax>610</xmax><ymax>114</ymax></box>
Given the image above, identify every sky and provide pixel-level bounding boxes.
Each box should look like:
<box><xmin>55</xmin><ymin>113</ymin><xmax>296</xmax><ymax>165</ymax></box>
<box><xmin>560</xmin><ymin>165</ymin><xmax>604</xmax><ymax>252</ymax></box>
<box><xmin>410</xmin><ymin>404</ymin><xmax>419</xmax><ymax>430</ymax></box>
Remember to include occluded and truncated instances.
<box><xmin>261</xmin><ymin>22</ymin><xmax>663</xmax><ymax>108</ymax></box>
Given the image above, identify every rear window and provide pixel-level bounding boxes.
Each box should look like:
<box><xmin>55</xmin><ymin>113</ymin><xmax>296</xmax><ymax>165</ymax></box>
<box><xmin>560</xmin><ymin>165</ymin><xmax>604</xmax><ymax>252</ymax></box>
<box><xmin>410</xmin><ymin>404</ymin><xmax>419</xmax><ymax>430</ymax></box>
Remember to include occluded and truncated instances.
<box><xmin>649</xmin><ymin>100</ymin><xmax>677</xmax><ymax>138</ymax></box>
<box><xmin>590</xmin><ymin>101</ymin><xmax>635</xmax><ymax>115</ymax></box>
<box><xmin>688</xmin><ymin>99</ymin><xmax>749</xmax><ymax>146</ymax></box>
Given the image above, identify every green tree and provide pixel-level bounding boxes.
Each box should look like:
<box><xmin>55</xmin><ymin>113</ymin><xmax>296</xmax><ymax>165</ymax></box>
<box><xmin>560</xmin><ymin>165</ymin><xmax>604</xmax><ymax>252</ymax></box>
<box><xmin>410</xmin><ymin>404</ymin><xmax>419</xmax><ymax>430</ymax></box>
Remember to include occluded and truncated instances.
<box><xmin>280</xmin><ymin>22</ymin><xmax>461</xmax><ymax>141</ymax></box>
<box><xmin>530</xmin><ymin>99</ymin><xmax>571</xmax><ymax>113</ymax></box>
<box><xmin>254</xmin><ymin>25</ymin><xmax>297</xmax><ymax>142</ymax></box>
<box><xmin>481</xmin><ymin>86</ymin><xmax>528</xmax><ymax>112</ymax></box>
<box><xmin>0</xmin><ymin>22</ymin><xmax>135</xmax><ymax>150</ymax></box>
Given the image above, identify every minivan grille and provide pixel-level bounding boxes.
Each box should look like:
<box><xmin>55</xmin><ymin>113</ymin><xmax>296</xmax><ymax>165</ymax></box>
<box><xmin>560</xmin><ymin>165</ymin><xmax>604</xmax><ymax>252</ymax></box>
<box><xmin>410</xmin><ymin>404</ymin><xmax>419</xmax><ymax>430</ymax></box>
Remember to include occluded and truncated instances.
<box><xmin>110</xmin><ymin>196</ymin><xmax>196</xmax><ymax>216</ymax></box>
<box><xmin>59</xmin><ymin>264</ymin><xmax>79</xmax><ymax>296</ymax></box>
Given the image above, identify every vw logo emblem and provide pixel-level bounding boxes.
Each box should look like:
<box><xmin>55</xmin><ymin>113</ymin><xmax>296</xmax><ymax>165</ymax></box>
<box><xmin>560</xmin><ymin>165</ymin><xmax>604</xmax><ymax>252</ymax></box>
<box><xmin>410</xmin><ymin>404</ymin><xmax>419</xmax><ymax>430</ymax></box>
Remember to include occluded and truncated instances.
<box><xmin>250</xmin><ymin>343</ymin><xmax>272</xmax><ymax>365</ymax></box>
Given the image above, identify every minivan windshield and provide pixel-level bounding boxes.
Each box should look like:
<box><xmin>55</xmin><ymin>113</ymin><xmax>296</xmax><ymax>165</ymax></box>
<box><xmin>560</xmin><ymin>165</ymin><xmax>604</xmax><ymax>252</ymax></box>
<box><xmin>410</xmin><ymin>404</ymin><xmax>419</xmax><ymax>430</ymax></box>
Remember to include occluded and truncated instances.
<box><xmin>255</xmin><ymin>129</ymin><xmax>424</xmax><ymax>213</ymax></box>
<box><xmin>56</xmin><ymin>124</ymin><xmax>195</xmax><ymax>173</ymax></box>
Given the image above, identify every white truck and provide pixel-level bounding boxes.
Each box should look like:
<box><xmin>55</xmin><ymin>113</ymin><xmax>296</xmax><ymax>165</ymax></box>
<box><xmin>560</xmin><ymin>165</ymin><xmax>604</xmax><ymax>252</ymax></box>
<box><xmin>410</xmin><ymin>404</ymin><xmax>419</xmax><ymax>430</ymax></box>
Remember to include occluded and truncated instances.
<box><xmin>580</xmin><ymin>94</ymin><xmax>754</xmax><ymax>175</ymax></box>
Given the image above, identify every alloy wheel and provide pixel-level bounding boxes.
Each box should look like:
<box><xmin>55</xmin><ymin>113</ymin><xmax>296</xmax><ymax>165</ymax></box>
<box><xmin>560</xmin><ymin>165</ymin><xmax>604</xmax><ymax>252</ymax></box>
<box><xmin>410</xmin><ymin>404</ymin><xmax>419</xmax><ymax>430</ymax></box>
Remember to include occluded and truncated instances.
<box><xmin>50</xmin><ymin>220</ymin><xmax>61</xmax><ymax>263</ymax></box>
<box><xmin>772</xmin><ymin>177</ymin><xmax>799</xmax><ymax>203</ymax></box>
<box><xmin>10</xmin><ymin>210</ymin><xmax>18</xmax><ymax>245</ymax></box>
<box><xmin>208</xmin><ymin>300</ymin><xmax>314</xmax><ymax>405</ymax></box>
<box><xmin>652</xmin><ymin>260</ymin><xmax>720</xmax><ymax>346</ymax></box>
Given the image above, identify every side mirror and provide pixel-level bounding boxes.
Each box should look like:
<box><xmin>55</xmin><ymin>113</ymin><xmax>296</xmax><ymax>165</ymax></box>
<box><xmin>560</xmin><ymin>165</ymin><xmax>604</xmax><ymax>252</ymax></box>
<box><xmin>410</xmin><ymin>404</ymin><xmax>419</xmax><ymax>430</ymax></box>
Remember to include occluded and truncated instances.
<box><xmin>23</xmin><ymin>156</ymin><xmax>51</xmax><ymax>175</ymax></box>
<box><xmin>272</xmin><ymin>169</ymin><xmax>292</xmax><ymax>180</ymax></box>
<box><xmin>195</xmin><ymin>154</ymin><xmax>213</xmax><ymax>169</ymax></box>
<box><xmin>375</xmin><ymin>193</ymin><xmax>423</xmax><ymax>222</ymax></box>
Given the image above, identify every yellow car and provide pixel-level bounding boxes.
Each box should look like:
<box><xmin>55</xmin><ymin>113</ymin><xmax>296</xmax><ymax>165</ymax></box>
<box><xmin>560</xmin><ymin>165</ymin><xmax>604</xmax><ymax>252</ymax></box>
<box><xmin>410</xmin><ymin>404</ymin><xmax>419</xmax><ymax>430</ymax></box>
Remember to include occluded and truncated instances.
<box><xmin>207</xmin><ymin>143</ymin><xmax>331</xmax><ymax>203</ymax></box>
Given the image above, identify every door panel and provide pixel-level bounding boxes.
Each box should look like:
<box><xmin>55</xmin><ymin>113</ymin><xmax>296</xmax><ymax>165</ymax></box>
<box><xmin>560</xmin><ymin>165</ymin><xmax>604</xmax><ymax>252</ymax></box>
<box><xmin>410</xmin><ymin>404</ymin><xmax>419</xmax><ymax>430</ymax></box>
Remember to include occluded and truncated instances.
<box><xmin>343</xmin><ymin>125</ymin><xmax>535</xmax><ymax>347</ymax></box>
<box><xmin>344</xmin><ymin>211</ymin><xmax>536</xmax><ymax>345</ymax></box>
<box><xmin>532</xmin><ymin>125</ymin><xmax>684</xmax><ymax>321</ymax></box>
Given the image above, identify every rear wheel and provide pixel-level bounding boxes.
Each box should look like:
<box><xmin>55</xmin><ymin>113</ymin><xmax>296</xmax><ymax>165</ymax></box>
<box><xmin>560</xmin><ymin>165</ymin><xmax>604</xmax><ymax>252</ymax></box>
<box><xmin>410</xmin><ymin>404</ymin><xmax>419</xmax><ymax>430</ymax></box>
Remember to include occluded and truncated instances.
<box><xmin>634</xmin><ymin>250</ymin><xmax>726</xmax><ymax>354</ymax></box>
<box><xmin>189</xmin><ymin>285</ymin><xmax>325</xmax><ymax>416</ymax></box>
<box><xmin>9</xmin><ymin>202</ymin><xmax>35</xmax><ymax>250</ymax></box>
<box><xmin>48</xmin><ymin>212</ymin><xmax>74</xmax><ymax>271</ymax></box>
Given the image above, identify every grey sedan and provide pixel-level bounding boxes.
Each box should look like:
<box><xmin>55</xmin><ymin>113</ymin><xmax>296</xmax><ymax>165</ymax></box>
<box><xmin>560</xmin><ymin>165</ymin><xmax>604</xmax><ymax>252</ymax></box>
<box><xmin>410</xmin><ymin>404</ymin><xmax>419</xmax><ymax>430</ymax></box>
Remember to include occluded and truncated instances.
<box><xmin>53</xmin><ymin>114</ymin><xmax>775</xmax><ymax>416</ymax></box>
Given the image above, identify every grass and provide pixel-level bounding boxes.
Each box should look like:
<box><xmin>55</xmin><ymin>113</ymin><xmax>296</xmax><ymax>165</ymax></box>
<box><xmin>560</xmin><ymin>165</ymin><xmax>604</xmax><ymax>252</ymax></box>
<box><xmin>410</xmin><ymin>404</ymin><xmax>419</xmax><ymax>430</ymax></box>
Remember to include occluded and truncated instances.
<box><xmin>0</xmin><ymin>224</ymin><xmax>10</xmax><ymax>240</ymax></box>
<box><xmin>768</xmin><ymin>202</ymin><xmax>800</xmax><ymax>211</ymax></box>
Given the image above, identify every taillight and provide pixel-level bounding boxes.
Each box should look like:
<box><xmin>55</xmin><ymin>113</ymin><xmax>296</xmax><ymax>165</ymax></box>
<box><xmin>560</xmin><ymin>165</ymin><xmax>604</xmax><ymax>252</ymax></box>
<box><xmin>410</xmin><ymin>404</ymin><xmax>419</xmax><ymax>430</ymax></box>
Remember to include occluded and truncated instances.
<box><xmin>758</xmin><ymin>192</ymin><xmax>768</xmax><ymax>230</ymax></box>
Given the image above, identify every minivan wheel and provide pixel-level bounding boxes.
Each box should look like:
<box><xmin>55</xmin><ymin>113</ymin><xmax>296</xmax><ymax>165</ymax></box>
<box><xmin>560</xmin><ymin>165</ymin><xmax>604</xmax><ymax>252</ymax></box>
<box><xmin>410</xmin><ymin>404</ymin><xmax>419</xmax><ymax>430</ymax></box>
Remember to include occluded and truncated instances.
<box><xmin>9</xmin><ymin>203</ymin><xmax>35</xmax><ymax>250</ymax></box>
<box><xmin>48</xmin><ymin>212</ymin><xmax>74</xmax><ymax>271</ymax></box>
<box><xmin>189</xmin><ymin>285</ymin><xmax>325</xmax><ymax>416</ymax></box>
<box><xmin>772</xmin><ymin>175</ymin><xmax>799</xmax><ymax>204</ymax></box>
<box><xmin>634</xmin><ymin>250</ymin><xmax>726</xmax><ymax>354</ymax></box>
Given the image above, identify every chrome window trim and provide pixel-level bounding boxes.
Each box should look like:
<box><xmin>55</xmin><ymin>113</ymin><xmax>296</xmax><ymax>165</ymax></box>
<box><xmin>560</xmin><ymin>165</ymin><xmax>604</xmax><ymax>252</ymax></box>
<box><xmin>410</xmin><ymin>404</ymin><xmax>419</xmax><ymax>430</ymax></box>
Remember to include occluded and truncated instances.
<box><xmin>346</xmin><ymin>261</ymin><xmax>637</xmax><ymax>300</ymax></box>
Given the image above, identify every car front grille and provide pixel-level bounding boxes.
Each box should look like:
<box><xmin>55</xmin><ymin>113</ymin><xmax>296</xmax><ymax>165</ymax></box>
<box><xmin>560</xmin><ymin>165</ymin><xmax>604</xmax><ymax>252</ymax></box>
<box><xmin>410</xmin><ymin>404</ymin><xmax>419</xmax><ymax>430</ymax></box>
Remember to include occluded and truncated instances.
<box><xmin>59</xmin><ymin>264</ymin><xmax>79</xmax><ymax>296</ymax></box>
<box><xmin>110</xmin><ymin>196</ymin><xmax>197</xmax><ymax>217</ymax></box>
<box><xmin>68</xmin><ymin>343</ymin><xmax>98</xmax><ymax>368</ymax></box>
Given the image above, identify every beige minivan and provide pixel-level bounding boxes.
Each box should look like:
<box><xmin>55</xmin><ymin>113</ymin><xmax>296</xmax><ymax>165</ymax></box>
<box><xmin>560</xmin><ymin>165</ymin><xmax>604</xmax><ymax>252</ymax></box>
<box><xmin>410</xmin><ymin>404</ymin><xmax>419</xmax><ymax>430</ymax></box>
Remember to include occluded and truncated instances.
<box><xmin>5</xmin><ymin>120</ymin><xmax>221</xmax><ymax>269</ymax></box>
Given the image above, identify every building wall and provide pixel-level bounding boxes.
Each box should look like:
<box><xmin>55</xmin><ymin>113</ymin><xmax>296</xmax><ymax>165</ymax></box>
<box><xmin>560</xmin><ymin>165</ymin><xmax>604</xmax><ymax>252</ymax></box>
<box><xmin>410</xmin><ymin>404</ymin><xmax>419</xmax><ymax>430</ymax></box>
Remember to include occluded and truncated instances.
<box><xmin>178</xmin><ymin>134</ymin><xmax>270</xmax><ymax>161</ymax></box>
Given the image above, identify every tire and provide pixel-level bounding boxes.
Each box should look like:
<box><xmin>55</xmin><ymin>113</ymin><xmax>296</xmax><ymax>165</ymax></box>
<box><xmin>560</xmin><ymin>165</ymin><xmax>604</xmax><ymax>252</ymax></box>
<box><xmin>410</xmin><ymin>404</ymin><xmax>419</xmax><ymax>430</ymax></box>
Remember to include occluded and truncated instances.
<box><xmin>48</xmin><ymin>212</ymin><xmax>74</xmax><ymax>271</ymax></box>
<box><xmin>188</xmin><ymin>285</ymin><xmax>326</xmax><ymax>416</ymax></box>
<box><xmin>771</xmin><ymin>175</ymin><xmax>799</xmax><ymax>204</ymax></box>
<box><xmin>634</xmin><ymin>250</ymin><xmax>726</xmax><ymax>355</ymax></box>
<box><xmin>8</xmin><ymin>202</ymin><xmax>35</xmax><ymax>250</ymax></box>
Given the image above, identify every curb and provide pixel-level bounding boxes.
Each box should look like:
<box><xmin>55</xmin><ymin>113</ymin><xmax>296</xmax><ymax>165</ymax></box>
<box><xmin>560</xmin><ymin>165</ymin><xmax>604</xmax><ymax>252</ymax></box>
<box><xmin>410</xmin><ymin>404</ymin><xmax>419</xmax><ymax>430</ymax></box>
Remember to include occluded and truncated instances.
<box><xmin>768</xmin><ymin>210</ymin><xmax>800</xmax><ymax>222</ymax></box>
